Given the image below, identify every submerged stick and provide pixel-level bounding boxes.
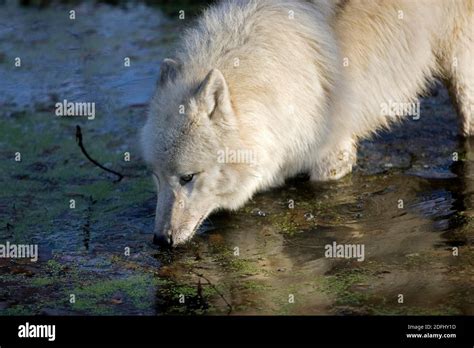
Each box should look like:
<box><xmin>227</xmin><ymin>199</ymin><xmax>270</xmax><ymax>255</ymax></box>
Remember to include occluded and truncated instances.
<box><xmin>191</xmin><ymin>270</ymin><xmax>233</xmax><ymax>315</ymax></box>
<box><xmin>75</xmin><ymin>125</ymin><xmax>124</xmax><ymax>182</ymax></box>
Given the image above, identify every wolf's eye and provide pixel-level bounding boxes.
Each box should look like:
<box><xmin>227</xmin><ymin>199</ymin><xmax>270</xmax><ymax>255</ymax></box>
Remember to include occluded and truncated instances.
<box><xmin>179</xmin><ymin>174</ymin><xmax>195</xmax><ymax>185</ymax></box>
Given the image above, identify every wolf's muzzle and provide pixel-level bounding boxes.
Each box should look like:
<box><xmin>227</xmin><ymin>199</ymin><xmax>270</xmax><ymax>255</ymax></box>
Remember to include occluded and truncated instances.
<box><xmin>153</xmin><ymin>233</ymin><xmax>172</xmax><ymax>248</ymax></box>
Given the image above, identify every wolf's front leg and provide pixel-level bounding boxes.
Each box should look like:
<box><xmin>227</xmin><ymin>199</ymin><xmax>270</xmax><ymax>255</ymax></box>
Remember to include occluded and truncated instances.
<box><xmin>310</xmin><ymin>139</ymin><xmax>357</xmax><ymax>181</ymax></box>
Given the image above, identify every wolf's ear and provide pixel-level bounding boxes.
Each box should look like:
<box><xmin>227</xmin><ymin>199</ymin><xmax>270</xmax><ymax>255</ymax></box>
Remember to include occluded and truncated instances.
<box><xmin>159</xmin><ymin>58</ymin><xmax>181</xmax><ymax>86</ymax></box>
<box><xmin>196</xmin><ymin>69</ymin><xmax>233</xmax><ymax>119</ymax></box>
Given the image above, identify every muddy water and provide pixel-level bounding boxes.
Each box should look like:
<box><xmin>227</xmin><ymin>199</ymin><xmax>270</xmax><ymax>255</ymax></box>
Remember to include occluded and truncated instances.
<box><xmin>0</xmin><ymin>3</ymin><xmax>472</xmax><ymax>315</ymax></box>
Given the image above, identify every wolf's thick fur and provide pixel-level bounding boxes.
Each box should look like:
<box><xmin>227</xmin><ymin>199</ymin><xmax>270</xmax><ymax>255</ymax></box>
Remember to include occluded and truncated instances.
<box><xmin>141</xmin><ymin>0</ymin><xmax>473</xmax><ymax>246</ymax></box>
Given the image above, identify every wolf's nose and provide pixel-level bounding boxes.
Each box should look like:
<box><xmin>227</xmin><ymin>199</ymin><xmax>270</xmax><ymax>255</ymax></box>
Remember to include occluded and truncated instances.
<box><xmin>153</xmin><ymin>233</ymin><xmax>172</xmax><ymax>248</ymax></box>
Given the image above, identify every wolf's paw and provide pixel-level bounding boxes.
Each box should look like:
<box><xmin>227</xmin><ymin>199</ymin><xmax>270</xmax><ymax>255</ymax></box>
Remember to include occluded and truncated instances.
<box><xmin>310</xmin><ymin>145</ymin><xmax>356</xmax><ymax>181</ymax></box>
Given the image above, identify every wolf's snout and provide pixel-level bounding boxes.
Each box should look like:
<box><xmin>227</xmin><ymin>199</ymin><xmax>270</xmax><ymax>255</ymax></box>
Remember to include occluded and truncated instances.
<box><xmin>153</xmin><ymin>233</ymin><xmax>172</xmax><ymax>248</ymax></box>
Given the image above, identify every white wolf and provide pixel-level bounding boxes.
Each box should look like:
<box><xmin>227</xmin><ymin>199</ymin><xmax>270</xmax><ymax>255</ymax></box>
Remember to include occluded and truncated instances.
<box><xmin>141</xmin><ymin>0</ymin><xmax>473</xmax><ymax>247</ymax></box>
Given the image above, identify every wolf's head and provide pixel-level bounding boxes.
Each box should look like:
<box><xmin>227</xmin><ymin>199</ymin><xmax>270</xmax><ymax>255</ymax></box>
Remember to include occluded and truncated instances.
<box><xmin>141</xmin><ymin>59</ymin><xmax>260</xmax><ymax>247</ymax></box>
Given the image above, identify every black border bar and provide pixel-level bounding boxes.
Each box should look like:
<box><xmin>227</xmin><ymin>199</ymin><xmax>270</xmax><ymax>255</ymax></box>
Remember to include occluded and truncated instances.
<box><xmin>0</xmin><ymin>315</ymin><xmax>472</xmax><ymax>345</ymax></box>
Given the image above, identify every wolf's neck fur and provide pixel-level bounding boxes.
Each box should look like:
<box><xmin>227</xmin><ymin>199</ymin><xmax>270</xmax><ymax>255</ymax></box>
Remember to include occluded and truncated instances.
<box><xmin>175</xmin><ymin>0</ymin><xmax>340</xmax><ymax>183</ymax></box>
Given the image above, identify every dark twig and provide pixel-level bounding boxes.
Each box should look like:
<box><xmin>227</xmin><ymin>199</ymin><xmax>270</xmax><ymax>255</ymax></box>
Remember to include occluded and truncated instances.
<box><xmin>191</xmin><ymin>270</ymin><xmax>233</xmax><ymax>315</ymax></box>
<box><xmin>75</xmin><ymin>125</ymin><xmax>124</xmax><ymax>182</ymax></box>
